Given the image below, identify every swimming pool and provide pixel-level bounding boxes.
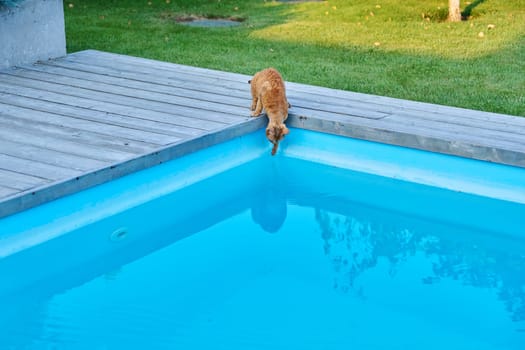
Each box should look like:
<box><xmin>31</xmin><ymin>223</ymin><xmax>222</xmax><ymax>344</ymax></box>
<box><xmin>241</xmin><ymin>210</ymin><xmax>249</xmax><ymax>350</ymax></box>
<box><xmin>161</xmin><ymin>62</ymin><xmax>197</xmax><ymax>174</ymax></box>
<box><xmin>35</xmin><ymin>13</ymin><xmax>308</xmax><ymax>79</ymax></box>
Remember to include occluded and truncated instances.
<box><xmin>1</xmin><ymin>129</ymin><xmax>524</xmax><ymax>349</ymax></box>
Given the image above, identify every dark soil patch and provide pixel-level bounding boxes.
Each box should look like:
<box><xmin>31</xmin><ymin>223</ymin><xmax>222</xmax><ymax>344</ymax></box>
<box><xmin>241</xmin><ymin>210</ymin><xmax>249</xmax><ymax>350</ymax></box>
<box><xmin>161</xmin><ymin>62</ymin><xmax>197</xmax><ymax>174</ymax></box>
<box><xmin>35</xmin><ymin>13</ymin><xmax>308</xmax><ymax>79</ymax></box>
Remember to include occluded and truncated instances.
<box><xmin>277</xmin><ymin>0</ymin><xmax>325</xmax><ymax>3</ymax></box>
<box><xmin>175</xmin><ymin>15</ymin><xmax>244</xmax><ymax>28</ymax></box>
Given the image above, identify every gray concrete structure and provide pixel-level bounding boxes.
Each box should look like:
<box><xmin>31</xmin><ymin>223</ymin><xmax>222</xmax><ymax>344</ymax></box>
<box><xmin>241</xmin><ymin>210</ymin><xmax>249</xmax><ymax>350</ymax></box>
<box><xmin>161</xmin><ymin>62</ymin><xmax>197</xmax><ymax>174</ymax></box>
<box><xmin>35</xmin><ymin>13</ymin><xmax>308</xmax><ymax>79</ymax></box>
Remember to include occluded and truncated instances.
<box><xmin>0</xmin><ymin>0</ymin><xmax>66</xmax><ymax>69</ymax></box>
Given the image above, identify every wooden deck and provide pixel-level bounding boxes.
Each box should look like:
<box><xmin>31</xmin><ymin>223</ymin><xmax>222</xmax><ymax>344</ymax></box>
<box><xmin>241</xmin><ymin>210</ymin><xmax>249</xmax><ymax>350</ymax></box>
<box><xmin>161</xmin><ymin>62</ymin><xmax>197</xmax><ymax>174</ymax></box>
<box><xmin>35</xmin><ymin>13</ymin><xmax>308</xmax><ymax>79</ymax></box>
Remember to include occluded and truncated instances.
<box><xmin>0</xmin><ymin>49</ymin><xmax>524</xmax><ymax>218</ymax></box>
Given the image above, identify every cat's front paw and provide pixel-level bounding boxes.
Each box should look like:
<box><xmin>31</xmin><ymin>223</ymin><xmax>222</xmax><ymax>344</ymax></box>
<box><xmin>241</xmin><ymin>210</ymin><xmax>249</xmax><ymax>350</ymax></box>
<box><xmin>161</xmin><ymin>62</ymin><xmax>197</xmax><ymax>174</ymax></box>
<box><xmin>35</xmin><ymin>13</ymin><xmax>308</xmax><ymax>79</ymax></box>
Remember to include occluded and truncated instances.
<box><xmin>250</xmin><ymin>111</ymin><xmax>261</xmax><ymax>117</ymax></box>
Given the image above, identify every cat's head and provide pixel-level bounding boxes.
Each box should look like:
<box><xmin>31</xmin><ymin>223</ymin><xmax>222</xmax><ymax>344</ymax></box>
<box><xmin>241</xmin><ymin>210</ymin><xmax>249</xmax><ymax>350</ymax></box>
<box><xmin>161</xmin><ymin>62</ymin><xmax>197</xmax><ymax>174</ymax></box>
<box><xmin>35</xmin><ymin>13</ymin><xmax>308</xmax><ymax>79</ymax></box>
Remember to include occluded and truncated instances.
<box><xmin>266</xmin><ymin>123</ymin><xmax>289</xmax><ymax>145</ymax></box>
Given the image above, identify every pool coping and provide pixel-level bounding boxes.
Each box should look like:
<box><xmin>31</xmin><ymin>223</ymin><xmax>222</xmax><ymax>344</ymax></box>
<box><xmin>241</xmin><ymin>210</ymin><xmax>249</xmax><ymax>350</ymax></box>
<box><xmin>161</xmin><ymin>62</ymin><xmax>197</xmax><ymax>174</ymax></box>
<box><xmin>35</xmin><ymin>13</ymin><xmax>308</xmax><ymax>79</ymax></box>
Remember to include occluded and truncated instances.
<box><xmin>1</xmin><ymin>112</ymin><xmax>523</xmax><ymax>220</ymax></box>
<box><xmin>0</xmin><ymin>118</ymin><xmax>266</xmax><ymax>219</ymax></box>
<box><xmin>287</xmin><ymin>114</ymin><xmax>525</xmax><ymax>169</ymax></box>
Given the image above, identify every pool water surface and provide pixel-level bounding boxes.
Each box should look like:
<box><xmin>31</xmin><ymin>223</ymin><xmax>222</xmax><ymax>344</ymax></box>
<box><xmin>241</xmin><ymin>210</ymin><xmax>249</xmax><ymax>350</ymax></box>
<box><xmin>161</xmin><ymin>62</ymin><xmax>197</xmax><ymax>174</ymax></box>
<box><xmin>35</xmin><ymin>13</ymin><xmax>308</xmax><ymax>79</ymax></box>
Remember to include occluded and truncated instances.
<box><xmin>0</xmin><ymin>129</ymin><xmax>524</xmax><ymax>349</ymax></box>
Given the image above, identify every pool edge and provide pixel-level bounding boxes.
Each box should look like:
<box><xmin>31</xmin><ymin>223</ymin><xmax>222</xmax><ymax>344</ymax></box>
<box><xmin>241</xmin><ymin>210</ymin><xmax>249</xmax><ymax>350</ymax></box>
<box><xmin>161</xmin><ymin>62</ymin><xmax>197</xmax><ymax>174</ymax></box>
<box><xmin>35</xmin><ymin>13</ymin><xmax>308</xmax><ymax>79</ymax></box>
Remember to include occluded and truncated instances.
<box><xmin>287</xmin><ymin>114</ymin><xmax>525</xmax><ymax>169</ymax></box>
<box><xmin>1</xmin><ymin>112</ymin><xmax>524</xmax><ymax>220</ymax></box>
<box><xmin>0</xmin><ymin>117</ymin><xmax>266</xmax><ymax>220</ymax></box>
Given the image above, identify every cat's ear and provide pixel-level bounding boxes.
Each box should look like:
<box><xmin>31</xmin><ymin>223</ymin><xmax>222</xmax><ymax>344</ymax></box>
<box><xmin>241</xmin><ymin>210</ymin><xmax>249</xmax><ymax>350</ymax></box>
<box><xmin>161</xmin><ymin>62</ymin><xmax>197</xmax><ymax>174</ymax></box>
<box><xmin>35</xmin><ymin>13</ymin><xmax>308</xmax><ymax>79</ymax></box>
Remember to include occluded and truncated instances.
<box><xmin>282</xmin><ymin>125</ymin><xmax>290</xmax><ymax>135</ymax></box>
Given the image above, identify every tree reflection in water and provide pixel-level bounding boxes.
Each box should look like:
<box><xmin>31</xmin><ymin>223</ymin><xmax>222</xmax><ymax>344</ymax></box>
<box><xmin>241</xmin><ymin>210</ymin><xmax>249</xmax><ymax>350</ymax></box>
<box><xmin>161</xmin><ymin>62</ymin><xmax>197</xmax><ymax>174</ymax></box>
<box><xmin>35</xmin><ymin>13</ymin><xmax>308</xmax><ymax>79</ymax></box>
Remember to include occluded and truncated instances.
<box><xmin>315</xmin><ymin>208</ymin><xmax>525</xmax><ymax>322</ymax></box>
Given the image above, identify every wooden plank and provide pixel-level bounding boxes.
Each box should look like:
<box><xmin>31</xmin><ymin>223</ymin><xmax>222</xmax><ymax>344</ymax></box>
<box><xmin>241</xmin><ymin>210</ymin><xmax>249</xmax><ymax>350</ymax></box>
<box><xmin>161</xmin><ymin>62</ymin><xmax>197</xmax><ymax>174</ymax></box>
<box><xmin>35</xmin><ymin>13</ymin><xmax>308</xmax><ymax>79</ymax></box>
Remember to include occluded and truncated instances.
<box><xmin>38</xmin><ymin>60</ymin><xmax>389</xmax><ymax>121</ymax></box>
<box><xmin>0</xmin><ymin>118</ymin><xmax>137</xmax><ymax>162</ymax></box>
<box><xmin>289</xmin><ymin>105</ymin><xmax>385</xmax><ymax>123</ymax></box>
<box><xmin>0</xmin><ymin>138</ymin><xmax>108</xmax><ymax>171</ymax></box>
<box><xmin>0</xmin><ymin>113</ymin><xmax>156</xmax><ymax>154</ymax></box>
<box><xmin>288</xmin><ymin>89</ymin><xmax>525</xmax><ymax>130</ymax></box>
<box><xmin>34</xmin><ymin>60</ymin><xmax>256</xmax><ymax>121</ymax></box>
<box><xmin>61</xmin><ymin>51</ymin><xmax>391</xmax><ymax>120</ymax></box>
<box><xmin>0</xmin><ymin>169</ymin><xmax>49</xmax><ymax>191</ymax></box>
<box><xmin>41</xmin><ymin>59</ymin><xmax>252</xmax><ymax>99</ymax></box>
<box><xmin>0</xmin><ymin>71</ymin><xmax>249</xmax><ymax>119</ymax></box>
<box><xmin>0</xmin><ymin>103</ymin><xmax>180</xmax><ymax>146</ymax></box>
<box><xmin>54</xmin><ymin>54</ymin><xmax>262</xmax><ymax>107</ymax></box>
<box><xmin>0</xmin><ymin>82</ymin><xmax>230</xmax><ymax>131</ymax></box>
<box><xmin>0</xmin><ymin>92</ymin><xmax>202</xmax><ymax>138</ymax></box>
<box><xmin>0</xmin><ymin>74</ymin><xmax>247</xmax><ymax>125</ymax></box>
<box><xmin>0</xmin><ymin>186</ymin><xmax>18</xmax><ymax>198</ymax></box>
<box><xmin>38</xmin><ymin>57</ymin><xmax>392</xmax><ymax>121</ymax></box>
<box><xmin>63</xmin><ymin>51</ymin><xmax>250</xmax><ymax>85</ymax></box>
<box><xmin>12</xmin><ymin>65</ymin><xmax>389</xmax><ymax>121</ymax></box>
<box><xmin>384</xmin><ymin>113</ymin><xmax>525</xmax><ymax>144</ymax></box>
<box><xmin>11</xmin><ymin>65</ymin><xmax>250</xmax><ymax>109</ymax></box>
<box><xmin>286</xmin><ymin>81</ymin><xmax>525</xmax><ymax>122</ymax></box>
<box><xmin>288</xmin><ymin>112</ymin><xmax>525</xmax><ymax>153</ymax></box>
<box><xmin>383</xmin><ymin>109</ymin><xmax>525</xmax><ymax>135</ymax></box>
<box><xmin>69</xmin><ymin>50</ymin><xmax>250</xmax><ymax>83</ymax></box>
<box><xmin>288</xmin><ymin>115</ymin><xmax>525</xmax><ymax>168</ymax></box>
<box><xmin>9</xmin><ymin>65</ymin><xmax>274</xmax><ymax>121</ymax></box>
<box><xmin>0</xmin><ymin>154</ymin><xmax>81</xmax><ymax>181</ymax></box>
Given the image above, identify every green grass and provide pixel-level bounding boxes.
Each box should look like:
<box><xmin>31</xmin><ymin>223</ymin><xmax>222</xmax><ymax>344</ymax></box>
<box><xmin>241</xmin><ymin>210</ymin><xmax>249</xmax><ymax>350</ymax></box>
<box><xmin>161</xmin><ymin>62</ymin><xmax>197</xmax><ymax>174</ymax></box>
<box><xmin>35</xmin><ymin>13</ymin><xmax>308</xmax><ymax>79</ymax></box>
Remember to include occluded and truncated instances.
<box><xmin>64</xmin><ymin>0</ymin><xmax>524</xmax><ymax>116</ymax></box>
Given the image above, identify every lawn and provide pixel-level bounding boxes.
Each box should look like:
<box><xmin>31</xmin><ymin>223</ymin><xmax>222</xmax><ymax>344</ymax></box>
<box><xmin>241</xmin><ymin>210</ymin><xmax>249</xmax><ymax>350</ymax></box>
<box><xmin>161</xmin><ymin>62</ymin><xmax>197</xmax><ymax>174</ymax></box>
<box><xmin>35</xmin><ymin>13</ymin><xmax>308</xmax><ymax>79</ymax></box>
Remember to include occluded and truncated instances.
<box><xmin>64</xmin><ymin>0</ymin><xmax>524</xmax><ymax>116</ymax></box>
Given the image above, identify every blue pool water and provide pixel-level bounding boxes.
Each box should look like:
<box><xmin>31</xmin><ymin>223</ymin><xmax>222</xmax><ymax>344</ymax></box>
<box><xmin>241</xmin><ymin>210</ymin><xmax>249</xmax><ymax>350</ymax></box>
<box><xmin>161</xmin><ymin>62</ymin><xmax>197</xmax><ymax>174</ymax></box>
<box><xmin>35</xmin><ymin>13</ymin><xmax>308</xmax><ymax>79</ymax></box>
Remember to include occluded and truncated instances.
<box><xmin>0</xmin><ymin>129</ymin><xmax>524</xmax><ymax>349</ymax></box>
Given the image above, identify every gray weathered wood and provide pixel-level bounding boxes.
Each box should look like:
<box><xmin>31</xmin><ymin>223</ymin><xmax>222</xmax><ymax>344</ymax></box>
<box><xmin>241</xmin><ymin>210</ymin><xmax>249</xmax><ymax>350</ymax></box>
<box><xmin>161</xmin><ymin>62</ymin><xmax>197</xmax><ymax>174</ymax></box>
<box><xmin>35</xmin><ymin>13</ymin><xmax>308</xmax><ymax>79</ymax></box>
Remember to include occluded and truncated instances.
<box><xmin>0</xmin><ymin>112</ymin><xmax>155</xmax><ymax>154</ymax></box>
<box><xmin>0</xmin><ymin>138</ymin><xmax>108</xmax><ymax>171</ymax></box>
<box><xmin>0</xmin><ymin>92</ymin><xmax>201</xmax><ymax>138</ymax></box>
<box><xmin>57</xmin><ymin>53</ymin><xmax>390</xmax><ymax>120</ymax></box>
<box><xmin>0</xmin><ymin>169</ymin><xmax>50</xmax><ymax>190</ymax></box>
<box><xmin>0</xmin><ymin>74</ymin><xmax>248</xmax><ymax>121</ymax></box>
<box><xmin>0</xmin><ymin>83</ymin><xmax>231</xmax><ymax>131</ymax></box>
<box><xmin>0</xmin><ymin>154</ymin><xmax>81</xmax><ymax>181</ymax></box>
<box><xmin>0</xmin><ymin>186</ymin><xmax>18</xmax><ymax>198</ymax></box>
<box><xmin>0</xmin><ymin>116</ymin><xmax>138</xmax><ymax>162</ymax></box>
<box><xmin>0</xmin><ymin>103</ymin><xmax>178</xmax><ymax>146</ymax></box>
<box><xmin>43</xmin><ymin>58</ymin><xmax>388</xmax><ymax>120</ymax></box>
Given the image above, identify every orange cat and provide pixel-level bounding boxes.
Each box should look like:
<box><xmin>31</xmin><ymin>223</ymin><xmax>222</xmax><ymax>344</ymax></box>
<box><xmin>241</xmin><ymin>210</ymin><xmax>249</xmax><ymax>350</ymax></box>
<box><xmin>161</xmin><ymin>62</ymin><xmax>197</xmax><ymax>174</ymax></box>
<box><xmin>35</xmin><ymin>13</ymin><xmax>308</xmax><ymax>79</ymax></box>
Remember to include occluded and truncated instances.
<box><xmin>249</xmin><ymin>68</ymin><xmax>290</xmax><ymax>156</ymax></box>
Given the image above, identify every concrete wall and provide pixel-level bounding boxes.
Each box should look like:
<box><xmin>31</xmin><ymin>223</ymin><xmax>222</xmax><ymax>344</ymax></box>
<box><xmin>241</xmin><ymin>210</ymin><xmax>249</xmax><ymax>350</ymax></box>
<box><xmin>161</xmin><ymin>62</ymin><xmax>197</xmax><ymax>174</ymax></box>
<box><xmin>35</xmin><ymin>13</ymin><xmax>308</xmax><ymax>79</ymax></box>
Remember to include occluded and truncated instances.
<box><xmin>0</xmin><ymin>0</ymin><xmax>66</xmax><ymax>69</ymax></box>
